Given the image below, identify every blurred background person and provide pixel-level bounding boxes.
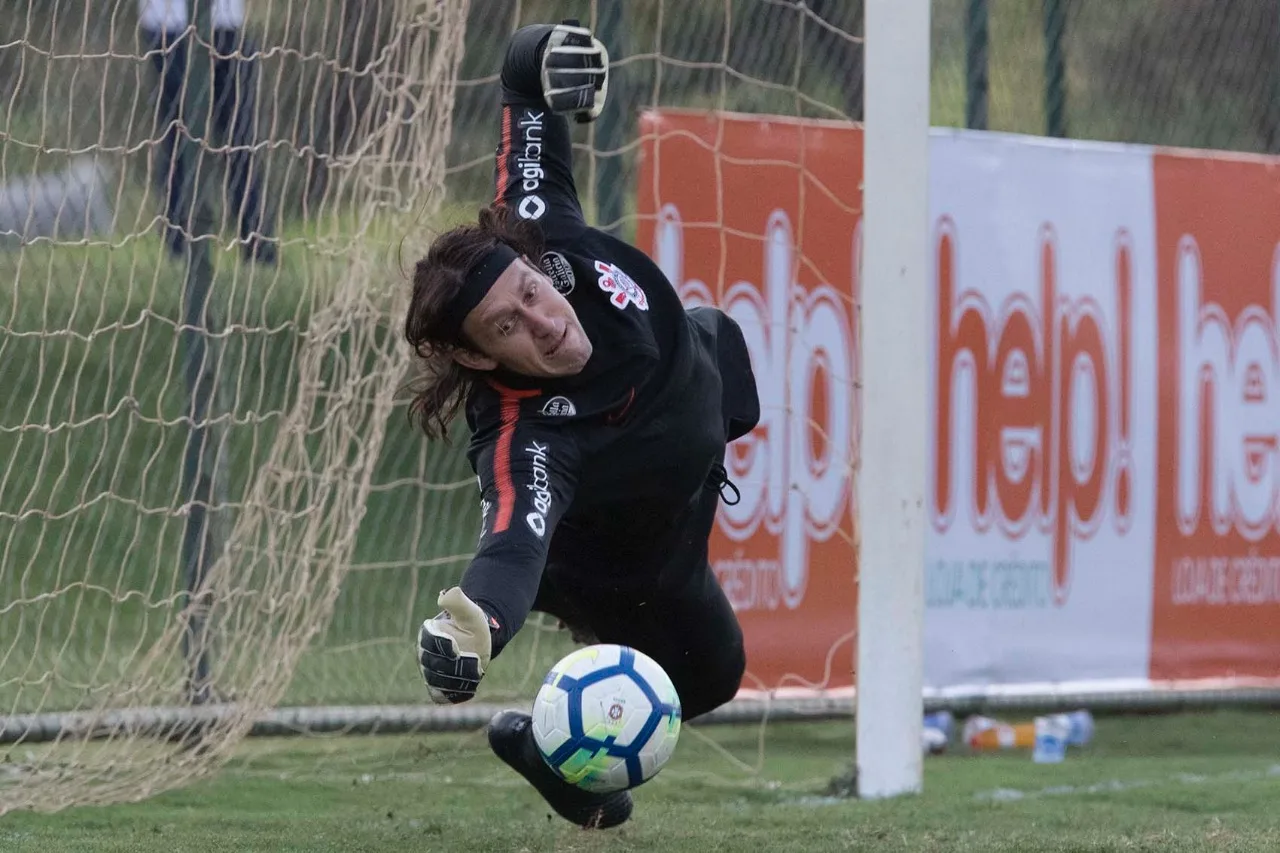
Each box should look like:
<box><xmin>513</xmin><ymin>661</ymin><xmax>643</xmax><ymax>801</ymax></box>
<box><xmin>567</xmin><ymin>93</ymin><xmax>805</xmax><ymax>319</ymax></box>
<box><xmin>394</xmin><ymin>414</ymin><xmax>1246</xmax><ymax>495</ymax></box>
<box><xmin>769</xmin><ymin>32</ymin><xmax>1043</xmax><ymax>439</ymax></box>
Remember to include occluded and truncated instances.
<box><xmin>139</xmin><ymin>0</ymin><xmax>274</xmax><ymax>264</ymax></box>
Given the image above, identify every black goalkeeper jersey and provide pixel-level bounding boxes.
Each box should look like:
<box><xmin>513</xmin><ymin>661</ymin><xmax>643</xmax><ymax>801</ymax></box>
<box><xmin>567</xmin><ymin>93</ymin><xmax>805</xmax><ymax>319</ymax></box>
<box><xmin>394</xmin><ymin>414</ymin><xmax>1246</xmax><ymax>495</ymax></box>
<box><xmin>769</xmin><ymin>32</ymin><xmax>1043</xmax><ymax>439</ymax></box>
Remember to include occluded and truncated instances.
<box><xmin>458</xmin><ymin>25</ymin><xmax>760</xmax><ymax>656</ymax></box>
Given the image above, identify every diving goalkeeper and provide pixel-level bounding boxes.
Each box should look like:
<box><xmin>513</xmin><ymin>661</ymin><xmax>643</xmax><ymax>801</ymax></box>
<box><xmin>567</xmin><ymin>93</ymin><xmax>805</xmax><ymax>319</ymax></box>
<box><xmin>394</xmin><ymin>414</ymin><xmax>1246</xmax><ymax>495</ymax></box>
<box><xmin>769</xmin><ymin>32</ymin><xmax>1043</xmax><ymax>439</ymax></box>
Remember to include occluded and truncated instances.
<box><xmin>404</xmin><ymin>21</ymin><xmax>760</xmax><ymax>830</ymax></box>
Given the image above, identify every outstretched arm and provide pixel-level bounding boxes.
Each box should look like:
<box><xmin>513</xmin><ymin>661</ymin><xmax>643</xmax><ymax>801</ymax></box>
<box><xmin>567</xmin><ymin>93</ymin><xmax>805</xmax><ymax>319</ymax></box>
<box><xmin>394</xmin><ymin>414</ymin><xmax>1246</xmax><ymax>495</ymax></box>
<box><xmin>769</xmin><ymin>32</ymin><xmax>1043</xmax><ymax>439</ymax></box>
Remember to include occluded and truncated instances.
<box><xmin>461</xmin><ymin>416</ymin><xmax>580</xmax><ymax>655</ymax></box>
<box><xmin>417</xmin><ymin>409</ymin><xmax>580</xmax><ymax>705</ymax></box>
<box><xmin>492</xmin><ymin>22</ymin><xmax>609</xmax><ymax>234</ymax></box>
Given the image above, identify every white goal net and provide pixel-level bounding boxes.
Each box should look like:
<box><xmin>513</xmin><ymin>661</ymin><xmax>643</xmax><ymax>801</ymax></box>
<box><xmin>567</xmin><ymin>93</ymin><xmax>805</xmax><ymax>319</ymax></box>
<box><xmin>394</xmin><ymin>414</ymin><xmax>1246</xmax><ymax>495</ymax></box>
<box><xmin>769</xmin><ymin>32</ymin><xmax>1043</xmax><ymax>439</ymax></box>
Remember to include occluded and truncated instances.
<box><xmin>1</xmin><ymin>0</ymin><xmax>867</xmax><ymax>815</ymax></box>
<box><xmin>1</xmin><ymin>0</ymin><xmax>469</xmax><ymax>813</ymax></box>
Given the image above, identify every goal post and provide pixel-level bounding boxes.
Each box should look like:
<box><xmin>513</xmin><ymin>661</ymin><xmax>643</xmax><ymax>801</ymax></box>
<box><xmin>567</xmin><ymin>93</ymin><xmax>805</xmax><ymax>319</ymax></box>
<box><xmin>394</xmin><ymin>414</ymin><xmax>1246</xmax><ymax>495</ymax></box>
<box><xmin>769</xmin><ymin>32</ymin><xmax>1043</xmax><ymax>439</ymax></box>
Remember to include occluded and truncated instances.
<box><xmin>856</xmin><ymin>0</ymin><xmax>932</xmax><ymax>799</ymax></box>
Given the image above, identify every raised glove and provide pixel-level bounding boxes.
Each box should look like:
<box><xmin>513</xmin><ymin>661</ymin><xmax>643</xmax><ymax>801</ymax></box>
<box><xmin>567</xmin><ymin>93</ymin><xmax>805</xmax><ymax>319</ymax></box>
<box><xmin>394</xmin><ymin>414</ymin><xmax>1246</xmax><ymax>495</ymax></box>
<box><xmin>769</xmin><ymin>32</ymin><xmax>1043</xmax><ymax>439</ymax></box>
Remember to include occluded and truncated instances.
<box><xmin>540</xmin><ymin>19</ymin><xmax>609</xmax><ymax>123</ymax></box>
<box><xmin>418</xmin><ymin>586</ymin><xmax>493</xmax><ymax>704</ymax></box>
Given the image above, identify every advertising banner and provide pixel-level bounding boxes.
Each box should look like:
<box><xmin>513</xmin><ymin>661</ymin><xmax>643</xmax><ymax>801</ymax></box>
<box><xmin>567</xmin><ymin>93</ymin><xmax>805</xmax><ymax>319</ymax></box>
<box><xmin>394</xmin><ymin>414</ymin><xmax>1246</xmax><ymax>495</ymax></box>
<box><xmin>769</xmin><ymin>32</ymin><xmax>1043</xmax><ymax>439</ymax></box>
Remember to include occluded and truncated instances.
<box><xmin>636</xmin><ymin>110</ymin><xmax>861</xmax><ymax>692</ymax></box>
<box><xmin>1149</xmin><ymin>151</ymin><xmax>1280</xmax><ymax>681</ymax></box>
<box><xmin>635</xmin><ymin>111</ymin><xmax>1280</xmax><ymax>695</ymax></box>
<box><xmin>925</xmin><ymin>132</ymin><xmax>1159</xmax><ymax>690</ymax></box>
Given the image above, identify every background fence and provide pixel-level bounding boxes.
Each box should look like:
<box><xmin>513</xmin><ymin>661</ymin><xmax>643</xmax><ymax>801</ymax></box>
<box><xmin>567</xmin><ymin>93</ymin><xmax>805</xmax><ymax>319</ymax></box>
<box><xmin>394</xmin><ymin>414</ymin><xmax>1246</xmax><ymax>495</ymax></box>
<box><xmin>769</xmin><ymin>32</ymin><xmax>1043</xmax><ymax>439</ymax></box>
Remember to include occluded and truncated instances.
<box><xmin>2</xmin><ymin>0</ymin><xmax>1280</xmax><ymax>812</ymax></box>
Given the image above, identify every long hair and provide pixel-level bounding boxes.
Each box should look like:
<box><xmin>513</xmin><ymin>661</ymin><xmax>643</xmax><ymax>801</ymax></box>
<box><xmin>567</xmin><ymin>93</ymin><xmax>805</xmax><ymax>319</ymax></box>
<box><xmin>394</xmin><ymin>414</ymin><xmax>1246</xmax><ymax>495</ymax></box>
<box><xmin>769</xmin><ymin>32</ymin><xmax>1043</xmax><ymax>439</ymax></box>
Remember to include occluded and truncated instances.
<box><xmin>403</xmin><ymin>205</ymin><xmax>545</xmax><ymax>440</ymax></box>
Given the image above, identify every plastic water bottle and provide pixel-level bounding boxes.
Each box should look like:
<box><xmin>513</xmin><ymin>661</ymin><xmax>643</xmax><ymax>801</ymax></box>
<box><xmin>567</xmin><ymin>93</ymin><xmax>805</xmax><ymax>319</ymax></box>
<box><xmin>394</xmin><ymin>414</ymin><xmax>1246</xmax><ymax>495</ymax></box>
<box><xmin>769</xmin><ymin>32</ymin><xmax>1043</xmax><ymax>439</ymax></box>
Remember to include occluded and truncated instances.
<box><xmin>964</xmin><ymin>710</ymin><xmax>1095</xmax><ymax>752</ymax></box>
<box><xmin>963</xmin><ymin>715</ymin><xmax>1032</xmax><ymax>750</ymax></box>
<box><xmin>1032</xmin><ymin>715</ymin><xmax>1069</xmax><ymax>763</ymax></box>
<box><xmin>921</xmin><ymin>725</ymin><xmax>948</xmax><ymax>754</ymax></box>
<box><xmin>921</xmin><ymin>710</ymin><xmax>954</xmax><ymax>755</ymax></box>
<box><xmin>1055</xmin><ymin>710</ymin><xmax>1094</xmax><ymax>747</ymax></box>
<box><xmin>923</xmin><ymin>710</ymin><xmax>954</xmax><ymax>738</ymax></box>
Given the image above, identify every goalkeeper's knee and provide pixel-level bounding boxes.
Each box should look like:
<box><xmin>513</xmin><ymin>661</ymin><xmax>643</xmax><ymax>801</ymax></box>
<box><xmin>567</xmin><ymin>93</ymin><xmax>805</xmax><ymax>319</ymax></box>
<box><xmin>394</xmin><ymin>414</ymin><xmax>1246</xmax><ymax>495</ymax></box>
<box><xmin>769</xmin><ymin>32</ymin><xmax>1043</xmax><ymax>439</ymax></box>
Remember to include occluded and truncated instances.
<box><xmin>678</xmin><ymin>638</ymin><xmax>746</xmax><ymax>722</ymax></box>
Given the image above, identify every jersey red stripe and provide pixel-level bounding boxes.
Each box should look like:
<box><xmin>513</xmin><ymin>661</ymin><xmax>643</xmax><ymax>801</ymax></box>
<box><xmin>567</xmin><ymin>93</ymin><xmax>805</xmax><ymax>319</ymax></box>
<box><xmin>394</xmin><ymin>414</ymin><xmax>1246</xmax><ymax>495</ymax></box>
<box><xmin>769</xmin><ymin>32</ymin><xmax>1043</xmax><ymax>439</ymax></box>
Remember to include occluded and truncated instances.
<box><xmin>494</xmin><ymin>105</ymin><xmax>512</xmax><ymax>206</ymax></box>
<box><xmin>488</xmin><ymin>380</ymin><xmax>541</xmax><ymax>534</ymax></box>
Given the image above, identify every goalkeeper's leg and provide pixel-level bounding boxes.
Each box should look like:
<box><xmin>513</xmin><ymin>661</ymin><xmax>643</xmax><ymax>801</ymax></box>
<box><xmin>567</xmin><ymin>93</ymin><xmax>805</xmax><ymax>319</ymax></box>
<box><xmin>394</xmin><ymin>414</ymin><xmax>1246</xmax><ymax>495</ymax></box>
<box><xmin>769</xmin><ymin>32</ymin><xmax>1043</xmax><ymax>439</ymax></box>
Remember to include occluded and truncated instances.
<box><xmin>486</xmin><ymin>709</ymin><xmax>633</xmax><ymax>829</ymax></box>
<box><xmin>489</xmin><ymin>486</ymin><xmax>745</xmax><ymax>827</ymax></box>
<box><xmin>589</xmin><ymin>561</ymin><xmax>747</xmax><ymax>722</ymax></box>
<box><xmin>487</xmin><ymin>568</ymin><xmax>742</xmax><ymax>829</ymax></box>
<box><xmin>485</xmin><ymin>569</ymin><xmax>634</xmax><ymax>830</ymax></box>
<box><xmin>531</xmin><ymin>522</ymin><xmax>748</xmax><ymax>722</ymax></box>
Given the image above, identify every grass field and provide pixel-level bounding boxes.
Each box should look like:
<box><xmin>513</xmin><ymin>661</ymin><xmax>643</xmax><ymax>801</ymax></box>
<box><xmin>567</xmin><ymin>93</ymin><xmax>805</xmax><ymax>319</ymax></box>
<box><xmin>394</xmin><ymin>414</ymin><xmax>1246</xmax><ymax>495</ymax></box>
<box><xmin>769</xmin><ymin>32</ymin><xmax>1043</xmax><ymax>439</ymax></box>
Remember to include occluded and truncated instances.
<box><xmin>5</xmin><ymin>6</ymin><xmax>1276</xmax><ymax>847</ymax></box>
<box><xmin>4</xmin><ymin>710</ymin><xmax>1280</xmax><ymax>852</ymax></box>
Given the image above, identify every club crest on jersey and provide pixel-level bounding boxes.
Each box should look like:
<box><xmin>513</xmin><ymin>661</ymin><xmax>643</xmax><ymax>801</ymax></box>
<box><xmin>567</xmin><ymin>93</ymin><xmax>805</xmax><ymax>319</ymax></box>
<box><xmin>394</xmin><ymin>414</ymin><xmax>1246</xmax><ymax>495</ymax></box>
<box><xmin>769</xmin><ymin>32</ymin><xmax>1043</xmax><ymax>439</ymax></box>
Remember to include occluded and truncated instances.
<box><xmin>540</xmin><ymin>251</ymin><xmax>575</xmax><ymax>295</ymax></box>
<box><xmin>540</xmin><ymin>395</ymin><xmax>576</xmax><ymax>417</ymax></box>
<box><xmin>594</xmin><ymin>260</ymin><xmax>649</xmax><ymax>311</ymax></box>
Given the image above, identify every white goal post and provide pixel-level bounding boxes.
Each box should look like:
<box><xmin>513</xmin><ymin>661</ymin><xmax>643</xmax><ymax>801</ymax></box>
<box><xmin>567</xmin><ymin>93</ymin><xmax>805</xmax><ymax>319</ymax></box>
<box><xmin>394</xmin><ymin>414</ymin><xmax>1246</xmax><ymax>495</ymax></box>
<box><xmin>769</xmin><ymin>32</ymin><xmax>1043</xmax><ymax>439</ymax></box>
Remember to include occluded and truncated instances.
<box><xmin>856</xmin><ymin>0</ymin><xmax>932</xmax><ymax>799</ymax></box>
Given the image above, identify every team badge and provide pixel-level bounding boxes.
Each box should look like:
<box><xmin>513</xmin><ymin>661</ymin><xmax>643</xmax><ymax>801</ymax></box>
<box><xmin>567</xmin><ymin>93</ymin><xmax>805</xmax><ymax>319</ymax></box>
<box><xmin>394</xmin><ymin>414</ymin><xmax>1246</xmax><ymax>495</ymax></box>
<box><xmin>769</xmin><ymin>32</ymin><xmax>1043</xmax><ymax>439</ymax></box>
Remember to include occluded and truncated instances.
<box><xmin>540</xmin><ymin>396</ymin><xmax>576</xmax><ymax>417</ymax></box>
<box><xmin>594</xmin><ymin>260</ymin><xmax>649</xmax><ymax>311</ymax></box>
<box><xmin>540</xmin><ymin>251</ymin><xmax>575</xmax><ymax>295</ymax></box>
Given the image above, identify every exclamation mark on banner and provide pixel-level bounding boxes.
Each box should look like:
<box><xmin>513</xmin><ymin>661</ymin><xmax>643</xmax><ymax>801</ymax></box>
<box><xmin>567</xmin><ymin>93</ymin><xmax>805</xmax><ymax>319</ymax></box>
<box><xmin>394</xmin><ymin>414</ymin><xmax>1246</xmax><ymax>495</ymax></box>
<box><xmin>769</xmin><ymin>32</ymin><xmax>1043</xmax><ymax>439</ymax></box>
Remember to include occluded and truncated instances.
<box><xmin>1114</xmin><ymin>231</ymin><xmax>1134</xmax><ymax>530</ymax></box>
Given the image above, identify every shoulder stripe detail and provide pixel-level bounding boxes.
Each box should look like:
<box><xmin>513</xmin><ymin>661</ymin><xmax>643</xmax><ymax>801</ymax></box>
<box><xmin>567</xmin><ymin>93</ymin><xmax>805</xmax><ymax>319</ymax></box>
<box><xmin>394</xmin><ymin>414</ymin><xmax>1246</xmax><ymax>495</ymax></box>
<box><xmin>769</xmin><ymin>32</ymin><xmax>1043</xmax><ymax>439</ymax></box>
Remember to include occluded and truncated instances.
<box><xmin>494</xmin><ymin>106</ymin><xmax>513</xmax><ymax>206</ymax></box>
<box><xmin>487</xmin><ymin>379</ymin><xmax>541</xmax><ymax>534</ymax></box>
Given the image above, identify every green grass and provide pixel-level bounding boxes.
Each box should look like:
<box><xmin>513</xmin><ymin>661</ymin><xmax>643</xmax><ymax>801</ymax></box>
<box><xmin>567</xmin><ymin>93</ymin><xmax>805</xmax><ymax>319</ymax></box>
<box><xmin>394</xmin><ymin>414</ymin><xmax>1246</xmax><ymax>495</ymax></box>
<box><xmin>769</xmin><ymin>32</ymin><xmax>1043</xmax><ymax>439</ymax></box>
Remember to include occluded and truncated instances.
<box><xmin>4</xmin><ymin>710</ymin><xmax>1280</xmax><ymax>851</ymax></box>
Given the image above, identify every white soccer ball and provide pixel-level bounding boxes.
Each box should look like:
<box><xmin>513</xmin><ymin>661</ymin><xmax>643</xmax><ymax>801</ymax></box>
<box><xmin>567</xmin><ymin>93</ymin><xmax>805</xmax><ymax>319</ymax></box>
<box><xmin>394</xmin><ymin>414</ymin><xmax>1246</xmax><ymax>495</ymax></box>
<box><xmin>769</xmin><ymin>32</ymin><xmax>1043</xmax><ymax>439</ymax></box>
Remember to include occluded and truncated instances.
<box><xmin>531</xmin><ymin>644</ymin><xmax>682</xmax><ymax>793</ymax></box>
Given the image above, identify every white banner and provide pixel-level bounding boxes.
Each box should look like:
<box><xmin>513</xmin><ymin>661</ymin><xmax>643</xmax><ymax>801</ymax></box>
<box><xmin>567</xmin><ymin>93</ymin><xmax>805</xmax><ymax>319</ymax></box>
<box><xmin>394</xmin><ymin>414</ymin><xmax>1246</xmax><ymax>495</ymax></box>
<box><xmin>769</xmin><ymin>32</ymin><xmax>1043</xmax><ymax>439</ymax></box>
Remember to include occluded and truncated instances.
<box><xmin>925</xmin><ymin>132</ymin><xmax>1160</xmax><ymax>687</ymax></box>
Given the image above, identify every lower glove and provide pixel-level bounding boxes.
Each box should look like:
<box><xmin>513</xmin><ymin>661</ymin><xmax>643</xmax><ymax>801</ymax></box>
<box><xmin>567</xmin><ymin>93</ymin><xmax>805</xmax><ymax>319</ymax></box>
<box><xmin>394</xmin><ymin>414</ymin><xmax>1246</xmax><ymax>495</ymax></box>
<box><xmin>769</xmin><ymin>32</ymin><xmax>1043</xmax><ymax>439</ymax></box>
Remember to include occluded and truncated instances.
<box><xmin>418</xmin><ymin>587</ymin><xmax>493</xmax><ymax>704</ymax></box>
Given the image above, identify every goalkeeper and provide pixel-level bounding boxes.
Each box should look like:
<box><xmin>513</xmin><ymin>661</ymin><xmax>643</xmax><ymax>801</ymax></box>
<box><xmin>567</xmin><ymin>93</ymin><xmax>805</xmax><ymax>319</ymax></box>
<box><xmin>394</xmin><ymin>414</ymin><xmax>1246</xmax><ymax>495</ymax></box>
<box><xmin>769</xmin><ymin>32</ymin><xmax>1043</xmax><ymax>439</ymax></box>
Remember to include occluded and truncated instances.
<box><xmin>404</xmin><ymin>21</ymin><xmax>759</xmax><ymax>830</ymax></box>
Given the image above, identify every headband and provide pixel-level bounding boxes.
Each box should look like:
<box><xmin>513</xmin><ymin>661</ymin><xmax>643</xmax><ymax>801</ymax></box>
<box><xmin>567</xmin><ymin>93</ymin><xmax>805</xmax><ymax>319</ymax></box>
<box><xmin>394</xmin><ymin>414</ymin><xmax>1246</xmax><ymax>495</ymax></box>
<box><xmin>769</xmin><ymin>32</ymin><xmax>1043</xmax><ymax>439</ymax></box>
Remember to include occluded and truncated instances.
<box><xmin>440</xmin><ymin>242</ymin><xmax>520</xmax><ymax>343</ymax></box>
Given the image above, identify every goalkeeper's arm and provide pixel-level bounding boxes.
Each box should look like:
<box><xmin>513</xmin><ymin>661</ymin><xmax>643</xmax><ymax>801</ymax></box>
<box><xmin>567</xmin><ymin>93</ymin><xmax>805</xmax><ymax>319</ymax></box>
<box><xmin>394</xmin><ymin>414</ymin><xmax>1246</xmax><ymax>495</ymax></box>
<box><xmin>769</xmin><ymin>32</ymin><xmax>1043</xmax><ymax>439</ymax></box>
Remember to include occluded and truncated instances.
<box><xmin>492</xmin><ymin>21</ymin><xmax>609</xmax><ymax>229</ymax></box>
<box><xmin>417</xmin><ymin>418</ymin><xmax>581</xmax><ymax>703</ymax></box>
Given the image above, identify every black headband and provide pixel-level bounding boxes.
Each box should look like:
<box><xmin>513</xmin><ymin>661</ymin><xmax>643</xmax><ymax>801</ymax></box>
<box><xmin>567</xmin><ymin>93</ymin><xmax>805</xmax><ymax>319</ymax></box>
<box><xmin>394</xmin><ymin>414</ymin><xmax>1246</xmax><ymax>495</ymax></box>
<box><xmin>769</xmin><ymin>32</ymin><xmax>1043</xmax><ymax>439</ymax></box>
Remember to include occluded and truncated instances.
<box><xmin>440</xmin><ymin>242</ymin><xmax>520</xmax><ymax>344</ymax></box>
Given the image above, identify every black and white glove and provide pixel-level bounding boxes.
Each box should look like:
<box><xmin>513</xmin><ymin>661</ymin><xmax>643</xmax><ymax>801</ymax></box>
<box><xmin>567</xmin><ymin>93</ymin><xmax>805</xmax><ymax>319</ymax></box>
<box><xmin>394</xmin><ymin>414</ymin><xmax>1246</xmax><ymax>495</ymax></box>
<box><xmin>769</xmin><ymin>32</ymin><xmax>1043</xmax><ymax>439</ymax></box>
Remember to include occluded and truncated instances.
<box><xmin>540</xmin><ymin>19</ymin><xmax>609</xmax><ymax>123</ymax></box>
<box><xmin>418</xmin><ymin>587</ymin><xmax>493</xmax><ymax>704</ymax></box>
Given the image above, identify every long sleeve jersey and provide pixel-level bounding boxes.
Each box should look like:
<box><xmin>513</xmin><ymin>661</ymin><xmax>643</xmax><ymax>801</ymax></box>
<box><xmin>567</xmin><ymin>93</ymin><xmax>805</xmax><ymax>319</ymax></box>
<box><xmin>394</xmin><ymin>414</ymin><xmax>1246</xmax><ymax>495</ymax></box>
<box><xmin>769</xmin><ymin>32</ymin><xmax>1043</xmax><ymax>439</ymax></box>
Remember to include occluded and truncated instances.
<box><xmin>458</xmin><ymin>25</ymin><xmax>760</xmax><ymax>658</ymax></box>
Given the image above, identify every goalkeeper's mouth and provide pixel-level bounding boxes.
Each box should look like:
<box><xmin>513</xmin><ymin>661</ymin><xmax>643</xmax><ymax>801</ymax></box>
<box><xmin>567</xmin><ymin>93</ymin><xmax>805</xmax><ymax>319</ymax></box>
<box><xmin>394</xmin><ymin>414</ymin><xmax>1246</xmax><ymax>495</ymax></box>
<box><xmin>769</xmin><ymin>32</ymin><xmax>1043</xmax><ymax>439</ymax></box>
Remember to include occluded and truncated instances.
<box><xmin>545</xmin><ymin>327</ymin><xmax>569</xmax><ymax>359</ymax></box>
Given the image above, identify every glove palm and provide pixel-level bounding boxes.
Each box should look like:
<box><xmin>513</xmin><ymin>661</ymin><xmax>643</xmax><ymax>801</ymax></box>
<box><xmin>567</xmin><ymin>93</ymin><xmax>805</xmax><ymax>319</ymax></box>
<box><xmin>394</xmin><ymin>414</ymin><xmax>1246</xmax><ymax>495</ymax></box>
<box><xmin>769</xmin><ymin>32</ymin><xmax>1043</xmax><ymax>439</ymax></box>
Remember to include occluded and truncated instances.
<box><xmin>418</xmin><ymin>587</ymin><xmax>493</xmax><ymax>705</ymax></box>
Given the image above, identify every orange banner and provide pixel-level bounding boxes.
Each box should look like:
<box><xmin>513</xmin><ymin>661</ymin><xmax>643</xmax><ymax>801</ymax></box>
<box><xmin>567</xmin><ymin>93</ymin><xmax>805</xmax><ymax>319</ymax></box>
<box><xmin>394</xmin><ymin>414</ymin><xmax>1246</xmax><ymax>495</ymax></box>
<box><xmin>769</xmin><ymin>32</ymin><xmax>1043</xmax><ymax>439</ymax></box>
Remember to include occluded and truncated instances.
<box><xmin>635</xmin><ymin>110</ymin><xmax>861</xmax><ymax>692</ymax></box>
<box><xmin>633</xmin><ymin>111</ymin><xmax>1280</xmax><ymax>694</ymax></box>
<box><xmin>1150</xmin><ymin>151</ymin><xmax>1280</xmax><ymax>680</ymax></box>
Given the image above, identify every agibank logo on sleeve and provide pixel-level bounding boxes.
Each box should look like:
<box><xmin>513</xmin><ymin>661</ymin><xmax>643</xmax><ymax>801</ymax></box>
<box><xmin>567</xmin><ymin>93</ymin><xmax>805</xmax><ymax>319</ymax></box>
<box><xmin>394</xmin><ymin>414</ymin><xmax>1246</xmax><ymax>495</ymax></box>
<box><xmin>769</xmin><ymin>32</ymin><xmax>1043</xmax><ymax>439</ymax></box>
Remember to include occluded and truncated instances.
<box><xmin>595</xmin><ymin>260</ymin><xmax>649</xmax><ymax>311</ymax></box>
<box><xmin>516</xmin><ymin>109</ymin><xmax>546</xmax><ymax>220</ymax></box>
<box><xmin>524</xmin><ymin>441</ymin><xmax>552</xmax><ymax>537</ymax></box>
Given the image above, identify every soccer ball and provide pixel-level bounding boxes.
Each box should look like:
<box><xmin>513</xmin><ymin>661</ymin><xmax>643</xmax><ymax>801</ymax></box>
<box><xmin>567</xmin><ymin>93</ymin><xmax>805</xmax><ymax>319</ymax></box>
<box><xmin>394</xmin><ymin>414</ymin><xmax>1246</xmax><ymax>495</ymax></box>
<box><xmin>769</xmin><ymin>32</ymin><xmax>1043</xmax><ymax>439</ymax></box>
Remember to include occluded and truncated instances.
<box><xmin>531</xmin><ymin>644</ymin><xmax>682</xmax><ymax>793</ymax></box>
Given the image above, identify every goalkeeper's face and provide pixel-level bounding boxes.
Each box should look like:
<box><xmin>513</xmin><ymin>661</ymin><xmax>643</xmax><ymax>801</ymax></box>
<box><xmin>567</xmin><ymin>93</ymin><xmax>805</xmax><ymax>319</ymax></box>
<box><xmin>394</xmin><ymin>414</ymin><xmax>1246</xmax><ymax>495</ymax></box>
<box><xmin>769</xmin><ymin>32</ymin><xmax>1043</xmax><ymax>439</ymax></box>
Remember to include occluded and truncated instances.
<box><xmin>454</xmin><ymin>257</ymin><xmax>592</xmax><ymax>378</ymax></box>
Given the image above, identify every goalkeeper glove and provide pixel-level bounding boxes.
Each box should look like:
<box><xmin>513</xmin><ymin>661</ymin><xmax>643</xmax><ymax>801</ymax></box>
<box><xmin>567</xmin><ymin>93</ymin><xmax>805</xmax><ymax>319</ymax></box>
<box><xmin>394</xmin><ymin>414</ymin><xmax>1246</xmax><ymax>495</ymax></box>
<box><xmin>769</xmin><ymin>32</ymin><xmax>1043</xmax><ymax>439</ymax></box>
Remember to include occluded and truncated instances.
<box><xmin>540</xmin><ymin>19</ymin><xmax>610</xmax><ymax>123</ymax></box>
<box><xmin>418</xmin><ymin>587</ymin><xmax>493</xmax><ymax>704</ymax></box>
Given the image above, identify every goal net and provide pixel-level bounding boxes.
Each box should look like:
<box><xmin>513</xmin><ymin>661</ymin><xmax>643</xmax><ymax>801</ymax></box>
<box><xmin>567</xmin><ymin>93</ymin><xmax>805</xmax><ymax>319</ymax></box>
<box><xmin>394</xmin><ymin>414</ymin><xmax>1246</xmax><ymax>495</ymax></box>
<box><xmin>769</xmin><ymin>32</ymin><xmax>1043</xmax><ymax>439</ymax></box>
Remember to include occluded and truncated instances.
<box><xmin>0</xmin><ymin>0</ymin><xmax>468</xmax><ymax>813</ymax></box>
<box><xmin>1</xmin><ymin>0</ymin><xmax>866</xmax><ymax>813</ymax></box>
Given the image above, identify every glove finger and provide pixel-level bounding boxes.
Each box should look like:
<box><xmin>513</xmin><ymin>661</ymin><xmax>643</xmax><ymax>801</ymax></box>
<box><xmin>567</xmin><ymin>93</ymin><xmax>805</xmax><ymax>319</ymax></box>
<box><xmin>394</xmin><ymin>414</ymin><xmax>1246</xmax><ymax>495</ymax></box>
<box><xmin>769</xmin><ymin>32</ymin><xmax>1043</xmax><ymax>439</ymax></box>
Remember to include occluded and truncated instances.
<box><xmin>546</xmin><ymin>50</ymin><xmax>602</xmax><ymax>74</ymax></box>
<box><xmin>419</xmin><ymin>652</ymin><xmax>480</xmax><ymax>689</ymax></box>
<box><xmin>419</xmin><ymin>619</ymin><xmax>457</xmax><ymax>654</ymax></box>
<box><xmin>419</xmin><ymin>641</ymin><xmax>460</xmax><ymax>672</ymax></box>
<box><xmin>419</xmin><ymin>626</ymin><xmax>469</xmax><ymax>678</ymax></box>
<box><xmin>546</xmin><ymin>69</ymin><xmax>605</xmax><ymax>94</ymax></box>
<box><xmin>422</xmin><ymin>653</ymin><xmax>482</xmax><ymax>703</ymax></box>
<box><xmin>546</xmin><ymin>86</ymin><xmax>597</xmax><ymax>114</ymax></box>
<box><xmin>423</xmin><ymin>665</ymin><xmax>480</xmax><ymax>696</ymax></box>
<box><xmin>546</xmin><ymin>73</ymin><xmax>605</xmax><ymax>97</ymax></box>
<box><xmin>547</xmin><ymin>39</ymin><xmax>600</xmax><ymax>56</ymax></box>
<box><xmin>553</xmin><ymin>23</ymin><xmax>593</xmax><ymax>43</ymax></box>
